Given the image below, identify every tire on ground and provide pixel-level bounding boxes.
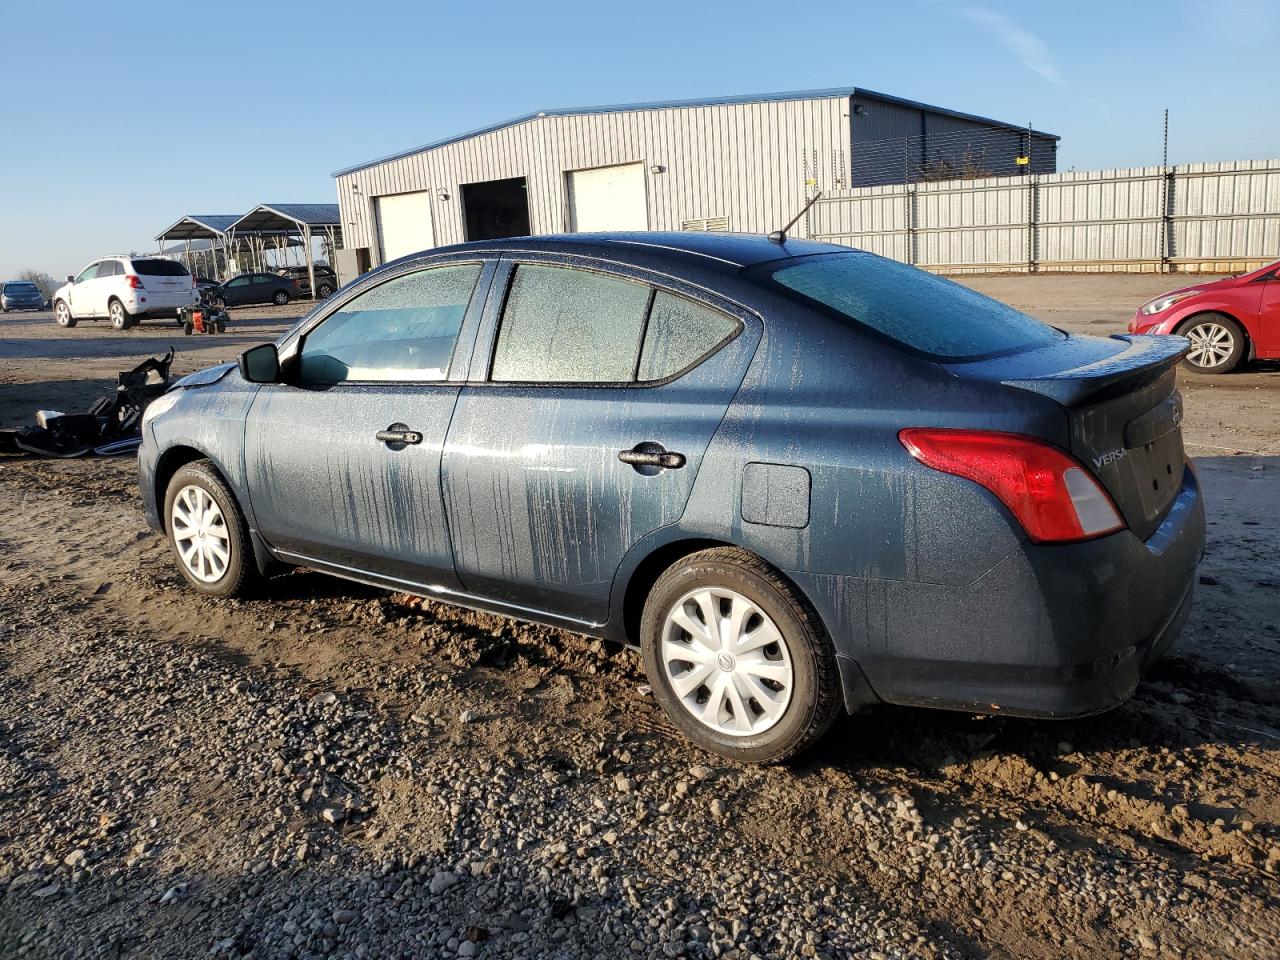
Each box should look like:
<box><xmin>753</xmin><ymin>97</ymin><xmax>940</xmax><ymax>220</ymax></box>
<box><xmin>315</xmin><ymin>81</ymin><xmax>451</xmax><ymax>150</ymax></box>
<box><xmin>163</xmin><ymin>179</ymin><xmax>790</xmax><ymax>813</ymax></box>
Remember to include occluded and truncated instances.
<box><xmin>640</xmin><ymin>546</ymin><xmax>841</xmax><ymax>763</ymax></box>
<box><xmin>1176</xmin><ymin>312</ymin><xmax>1245</xmax><ymax>374</ymax></box>
<box><xmin>162</xmin><ymin>459</ymin><xmax>257</xmax><ymax>598</ymax></box>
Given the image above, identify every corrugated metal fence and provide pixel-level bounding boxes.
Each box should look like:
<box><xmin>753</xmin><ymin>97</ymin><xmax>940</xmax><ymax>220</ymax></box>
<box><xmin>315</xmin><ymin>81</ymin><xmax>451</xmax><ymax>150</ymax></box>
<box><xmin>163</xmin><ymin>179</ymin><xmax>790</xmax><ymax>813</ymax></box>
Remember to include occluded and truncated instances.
<box><xmin>809</xmin><ymin>159</ymin><xmax>1280</xmax><ymax>273</ymax></box>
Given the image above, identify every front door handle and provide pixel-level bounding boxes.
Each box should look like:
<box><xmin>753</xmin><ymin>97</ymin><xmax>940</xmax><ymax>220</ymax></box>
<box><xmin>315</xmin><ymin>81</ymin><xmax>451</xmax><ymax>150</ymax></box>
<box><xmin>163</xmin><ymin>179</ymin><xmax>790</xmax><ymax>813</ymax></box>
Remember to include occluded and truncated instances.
<box><xmin>376</xmin><ymin>423</ymin><xmax>422</xmax><ymax>447</ymax></box>
<box><xmin>619</xmin><ymin>444</ymin><xmax>686</xmax><ymax>470</ymax></box>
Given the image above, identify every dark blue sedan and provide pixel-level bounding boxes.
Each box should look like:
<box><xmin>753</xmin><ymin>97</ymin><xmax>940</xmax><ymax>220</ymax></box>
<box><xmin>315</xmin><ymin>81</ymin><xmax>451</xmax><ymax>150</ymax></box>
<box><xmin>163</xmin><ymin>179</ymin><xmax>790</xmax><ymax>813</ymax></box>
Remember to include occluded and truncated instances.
<box><xmin>136</xmin><ymin>233</ymin><xmax>1204</xmax><ymax>761</ymax></box>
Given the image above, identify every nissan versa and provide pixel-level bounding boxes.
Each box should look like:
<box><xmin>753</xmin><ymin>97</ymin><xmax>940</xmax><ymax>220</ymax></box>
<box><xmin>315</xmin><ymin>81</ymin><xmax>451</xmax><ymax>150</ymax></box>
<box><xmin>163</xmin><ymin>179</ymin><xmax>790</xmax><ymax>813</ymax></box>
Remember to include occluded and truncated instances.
<box><xmin>137</xmin><ymin>233</ymin><xmax>1205</xmax><ymax>762</ymax></box>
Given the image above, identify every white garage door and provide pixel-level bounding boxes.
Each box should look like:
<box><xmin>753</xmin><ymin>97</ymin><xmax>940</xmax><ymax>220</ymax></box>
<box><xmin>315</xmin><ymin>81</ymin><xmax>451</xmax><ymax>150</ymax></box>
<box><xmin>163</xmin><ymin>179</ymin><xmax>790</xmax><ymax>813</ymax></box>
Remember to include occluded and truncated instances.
<box><xmin>375</xmin><ymin>191</ymin><xmax>435</xmax><ymax>263</ymax></box>
<box><xmin>566</xmin><ymin>162</ymin><xmax>648</xmax><ymax>233</ymax></box>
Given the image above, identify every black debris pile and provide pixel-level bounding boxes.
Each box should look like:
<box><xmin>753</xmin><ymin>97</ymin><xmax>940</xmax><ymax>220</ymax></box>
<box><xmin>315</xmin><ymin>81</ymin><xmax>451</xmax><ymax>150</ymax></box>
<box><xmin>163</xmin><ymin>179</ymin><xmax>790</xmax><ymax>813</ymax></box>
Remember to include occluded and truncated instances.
<box><xmin>0</xmin><ymin>349</ymin><xmax>174</xmax><ymax>458</ymax></box>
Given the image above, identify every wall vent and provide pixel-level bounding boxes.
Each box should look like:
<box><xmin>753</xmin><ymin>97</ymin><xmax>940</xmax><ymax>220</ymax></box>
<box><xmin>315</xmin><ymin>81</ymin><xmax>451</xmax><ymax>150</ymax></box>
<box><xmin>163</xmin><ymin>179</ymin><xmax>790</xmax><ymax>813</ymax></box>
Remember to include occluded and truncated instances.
<box><xmin>681</xmin><ymin>216</ymin><xmax>730</xmax><ymax>232</ymax></box>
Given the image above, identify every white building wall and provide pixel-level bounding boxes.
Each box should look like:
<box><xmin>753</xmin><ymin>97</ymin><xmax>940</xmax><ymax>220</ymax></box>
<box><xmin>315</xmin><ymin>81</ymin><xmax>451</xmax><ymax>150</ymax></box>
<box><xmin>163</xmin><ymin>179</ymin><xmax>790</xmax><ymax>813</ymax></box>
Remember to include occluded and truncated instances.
<box><xmin>335</xmin><ymin>96</ymin><xmax>852</xmax><ymax>265</ymax></box>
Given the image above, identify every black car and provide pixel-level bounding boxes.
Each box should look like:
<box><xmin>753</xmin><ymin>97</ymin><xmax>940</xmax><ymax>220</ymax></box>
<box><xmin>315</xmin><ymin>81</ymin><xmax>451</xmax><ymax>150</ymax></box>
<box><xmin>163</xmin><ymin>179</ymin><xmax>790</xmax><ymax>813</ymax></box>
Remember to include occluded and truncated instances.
<box><xmin>276</xmin><ymin>266</ymin><xmax>337</xmax><ymax>299</ymax></box>
<box><xmin>212</xmin><ymin>273</ymin><xmax>299</xmax><ymax>307</ymax></box>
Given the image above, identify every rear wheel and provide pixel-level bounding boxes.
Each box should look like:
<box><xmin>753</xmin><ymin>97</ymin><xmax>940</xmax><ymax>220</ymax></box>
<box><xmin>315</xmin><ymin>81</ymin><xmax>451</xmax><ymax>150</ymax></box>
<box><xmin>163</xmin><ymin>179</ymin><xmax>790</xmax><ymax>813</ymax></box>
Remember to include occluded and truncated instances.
<box><xmin>1178</xmin><ymin>313</ymin><xmax>1244</xmax><ymax>374</ymax></box>
<box><xmin>272</xmin><ymin>290</ymin><xmax>290</xmax><ymax>306</ymax></box>
<box><xmin>164</xmin><ymin>460</ymin><xmax>256</xmax><ymax>598</ymax></box>
<box><xmin>316</xmin><ymin>282</ymin><xmax>334</xmax><ymax>298</ymax></box>
<box><xmin>54</xmin><ymin>300</ymin><xmax>76</xmax><ymax>328</ymax></box>
<box><xmin>108</xmin><ymin>299</ymin><xmax>133</xmax><ymax>331</ymax></box>
<box><xmin>640</xmin><ymin>547</ymin><xmax>841</xmax><ymax>763</ymax></box>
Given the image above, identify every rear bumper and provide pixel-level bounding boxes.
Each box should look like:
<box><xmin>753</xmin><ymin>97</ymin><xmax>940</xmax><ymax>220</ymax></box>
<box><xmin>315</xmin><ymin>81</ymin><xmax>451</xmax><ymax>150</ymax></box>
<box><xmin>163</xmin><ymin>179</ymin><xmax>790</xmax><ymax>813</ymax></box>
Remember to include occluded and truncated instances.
<box><xmin>128</xmin><ymin>290</ymin><xmax>197</xmax><ymax>317</ymax></box>
<box><xmin>809</xmin><ymin>466</ymin><xmax>1205</xmax><ymax>718</ymax></box>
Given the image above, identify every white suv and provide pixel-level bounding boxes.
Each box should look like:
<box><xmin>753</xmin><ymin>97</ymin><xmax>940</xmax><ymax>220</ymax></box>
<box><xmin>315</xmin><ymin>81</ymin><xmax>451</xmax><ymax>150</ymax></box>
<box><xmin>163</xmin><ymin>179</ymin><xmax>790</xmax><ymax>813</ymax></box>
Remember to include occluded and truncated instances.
<box><xmin>53</xmin><ymin>256</ymin><xmax>198</xmax><ymax>330</ymax></box>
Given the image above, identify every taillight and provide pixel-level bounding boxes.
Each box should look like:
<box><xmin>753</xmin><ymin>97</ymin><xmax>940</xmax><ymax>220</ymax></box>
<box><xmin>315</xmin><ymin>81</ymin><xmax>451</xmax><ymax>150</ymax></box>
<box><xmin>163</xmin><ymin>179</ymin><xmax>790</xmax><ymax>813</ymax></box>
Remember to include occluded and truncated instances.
<box><xmin>125</xmin><ymin>274</ymin><xmax>145</xmax><ymax>289</ymax></box>
<box><xmin>899</xmin><ymin>428</ymin><xmax>1125</xmax><ymax>544</ymax></box>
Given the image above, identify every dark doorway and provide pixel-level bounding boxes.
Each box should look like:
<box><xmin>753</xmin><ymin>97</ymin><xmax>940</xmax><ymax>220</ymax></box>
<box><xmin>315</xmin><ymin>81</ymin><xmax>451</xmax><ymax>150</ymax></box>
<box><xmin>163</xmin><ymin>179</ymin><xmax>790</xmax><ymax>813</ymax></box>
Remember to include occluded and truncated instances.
<box><xmin>461</xmin><ymin>176</ymin><xmax>531</xmax><ymax>241</ymax></box>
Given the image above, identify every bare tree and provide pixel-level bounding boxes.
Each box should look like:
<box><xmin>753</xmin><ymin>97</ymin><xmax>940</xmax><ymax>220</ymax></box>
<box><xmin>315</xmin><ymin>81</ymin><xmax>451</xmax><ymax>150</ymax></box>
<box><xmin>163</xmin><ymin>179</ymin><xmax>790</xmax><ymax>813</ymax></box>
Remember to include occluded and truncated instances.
<box><xmin>16</xmin><ymin>269</ymin><xmax>57</xmax><ymax>300</ymax></box>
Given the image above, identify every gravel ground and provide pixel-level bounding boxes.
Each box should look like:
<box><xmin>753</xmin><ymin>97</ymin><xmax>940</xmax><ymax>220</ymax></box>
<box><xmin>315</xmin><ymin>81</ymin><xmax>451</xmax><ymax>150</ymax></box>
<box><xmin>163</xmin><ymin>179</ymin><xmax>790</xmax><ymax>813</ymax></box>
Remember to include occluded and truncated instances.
<box><xmin>2</xmin><ymin>278</ymin><xmax>1279</xmax><ymax>959</ymax></box>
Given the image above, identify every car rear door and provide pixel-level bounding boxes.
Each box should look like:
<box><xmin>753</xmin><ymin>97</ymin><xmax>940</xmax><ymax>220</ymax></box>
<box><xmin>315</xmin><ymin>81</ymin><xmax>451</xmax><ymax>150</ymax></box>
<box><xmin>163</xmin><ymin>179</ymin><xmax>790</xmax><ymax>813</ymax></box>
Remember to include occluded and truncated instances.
<box><xmin>440</xmin><ymin>255</ymin><xmax>760</xmax><ymax>625</ymax></box>
<box><xmin>243</xmin><ymin>257</ymin><xmax>494</xmax><ymax>587</ymax></box>
<box><xmin>90</xmin><ymin>259</ymin><xmax>122</xmax><ymax>316</ymax></box>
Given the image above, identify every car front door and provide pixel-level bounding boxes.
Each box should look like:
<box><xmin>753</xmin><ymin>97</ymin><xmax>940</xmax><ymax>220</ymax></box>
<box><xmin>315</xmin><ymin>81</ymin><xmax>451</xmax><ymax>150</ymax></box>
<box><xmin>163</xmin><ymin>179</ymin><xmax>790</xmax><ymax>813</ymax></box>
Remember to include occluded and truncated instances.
<box><xmin>221</xmin><ymin>276</ymin><xmax>251</xmax><ymax>305</ymax></box>
<box><xmin>1257</xmin><ymin>271</ymin><xmax>1280</xmax><ymax>356</ymax></box>
<box><xmin>243</xmin><ymin>257</ymin><xmax>494</xmax><ymax>587</ymax></box>
<box><xmin>67</xmin><ymin>261</ymin><xmax>101</xmax><ymax>316</ymax></box>
<box><xmin>440</xmin><ymin>257</ymin><xmax>759</xmax><ymax>626</ymax></box>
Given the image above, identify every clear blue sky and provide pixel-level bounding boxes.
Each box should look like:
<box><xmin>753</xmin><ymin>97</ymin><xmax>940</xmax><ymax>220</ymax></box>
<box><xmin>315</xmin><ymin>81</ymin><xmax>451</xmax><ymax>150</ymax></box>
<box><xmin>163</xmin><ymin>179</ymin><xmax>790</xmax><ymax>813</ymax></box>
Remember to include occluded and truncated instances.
<box><xmin>2</xmin><ymin>0</ymin><xmax>1276</xmax><ymax>279</ymax></box>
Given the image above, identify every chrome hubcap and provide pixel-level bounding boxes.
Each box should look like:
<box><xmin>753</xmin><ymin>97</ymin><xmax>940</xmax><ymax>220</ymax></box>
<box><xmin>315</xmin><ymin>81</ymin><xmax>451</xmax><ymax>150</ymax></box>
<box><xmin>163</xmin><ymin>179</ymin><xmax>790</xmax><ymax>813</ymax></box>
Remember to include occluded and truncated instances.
<box><xmin>171</xmin><ymin>484</ymin><xmax>230</xmax><ymax>583</ymax></box>
<box><xmin>1185</xmin><ymin>322</ymin><xmax>1233</xmax><ymax>368</ymax></box>
<box><xmin>660</xmin><ymin>587</ymin><xmax>794</xmax><ymax>737</ymax></box>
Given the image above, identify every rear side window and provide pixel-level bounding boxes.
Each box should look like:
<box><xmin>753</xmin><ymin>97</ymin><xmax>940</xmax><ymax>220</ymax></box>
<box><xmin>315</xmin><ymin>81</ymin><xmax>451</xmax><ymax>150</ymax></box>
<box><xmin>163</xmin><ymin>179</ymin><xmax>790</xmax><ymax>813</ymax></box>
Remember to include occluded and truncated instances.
<box><xmin>132</xmin><ymin>259</ymin><xmax>190</xmax><ymax>277</ymax></box>
<box><xmin>298</xmin><ymin>263</ymin><xmax>481</xmax><ymax>383</ymax></box>
<box><xmin>491</xmin><ymin>265</ymin><xmax>650</xmax><ymax>383</ymax></box>
<box><xmin>639</xmin><ymin>292</ymin><xmax>739</xmax><ymax>381</ymax></box>
<box><xmin>98</xmin><ymin>260</ymin><xmax>122</xmax><ymax>277</ymax></box>
<box><xmin>767</xmin><ymin>253</ymin><xmax>1064</xmax><ymax>360</ymax></box>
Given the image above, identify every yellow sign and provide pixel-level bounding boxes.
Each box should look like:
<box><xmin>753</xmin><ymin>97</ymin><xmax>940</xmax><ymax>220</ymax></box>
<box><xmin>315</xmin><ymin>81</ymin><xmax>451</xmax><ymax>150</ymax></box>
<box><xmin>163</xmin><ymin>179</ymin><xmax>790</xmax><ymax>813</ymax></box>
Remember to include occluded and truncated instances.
<box><xmin>1015</xmin><ymin>156</ymin><xmax>1030</xmax><ymax>165</ymax></box>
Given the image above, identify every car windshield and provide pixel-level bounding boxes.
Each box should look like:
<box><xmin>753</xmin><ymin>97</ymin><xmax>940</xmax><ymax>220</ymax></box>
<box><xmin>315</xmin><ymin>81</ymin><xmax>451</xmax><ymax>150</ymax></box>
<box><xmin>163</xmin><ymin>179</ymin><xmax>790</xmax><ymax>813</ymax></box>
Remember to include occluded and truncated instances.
<box><xmin>4</xmin><ymin>282</ymin><xmax>39</xmax><ymax>293</ymax></box>
<box><xmin>132</xmin><ymin>259</ymin><xmax>190</xmax><ymax>277</ymax></box>
<box><xmin>765</xmin><ymin>252</ymin><xmax>1065</xmax><ymax>361</ymax></box>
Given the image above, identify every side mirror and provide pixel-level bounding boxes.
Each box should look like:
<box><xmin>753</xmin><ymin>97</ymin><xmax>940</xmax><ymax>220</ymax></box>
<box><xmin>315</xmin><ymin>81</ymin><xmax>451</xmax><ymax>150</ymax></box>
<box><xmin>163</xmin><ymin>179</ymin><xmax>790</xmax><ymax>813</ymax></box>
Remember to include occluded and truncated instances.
<box><xmin>65</xmin><ymin>275</ymin><xmax>74</xmax><ymax>284</ymax></box>
<box><xmin>239</xmin><ymin>343</ymin><xmax>280</xmax><ymax>384</ymax></box>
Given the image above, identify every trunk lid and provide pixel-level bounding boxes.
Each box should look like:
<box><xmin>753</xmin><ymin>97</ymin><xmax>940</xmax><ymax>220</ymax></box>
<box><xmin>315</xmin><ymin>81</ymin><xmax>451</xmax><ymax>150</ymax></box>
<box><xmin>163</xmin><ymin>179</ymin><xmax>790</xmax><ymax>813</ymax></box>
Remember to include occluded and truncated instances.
<box><xmin>946</xmin><ymin>334</ymin><xmax>1190</xmax><ymax>541</ymax></box>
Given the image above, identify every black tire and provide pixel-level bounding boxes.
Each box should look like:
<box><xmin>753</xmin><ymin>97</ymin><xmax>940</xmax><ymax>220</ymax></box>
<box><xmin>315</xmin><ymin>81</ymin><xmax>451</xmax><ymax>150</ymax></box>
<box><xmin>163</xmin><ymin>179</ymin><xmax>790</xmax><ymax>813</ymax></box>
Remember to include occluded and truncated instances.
<box><xmin>108</xmin><ymin>299</ymin><xmax>133</xmax><ymax>331</ymax></box>
<box><xmin>163</xmin><ymin>460</ymin><xmax>256</xmax><ymax>598</ymax></box>
<box><xmin>640</xmin><ymin>547</ymin><xmax>841</xmax><ymax>763</ymax></box>
<box><xmin>215</xmin><ymin>319</ymin><xmax>226</xmax><ymax>333</ymax></box>
<box><xmin>183</xmin><ymin>322</ymin><xmax>193</xmax><ymax>336</ymax></box>
<box><xmin>1176</xmin><ymin>313</ymin><xmax>1245</xmax><ymax>374</ymax></box>
<box><xmin>316</xmin><ymin>283</ymin><xmax>333</xmax><ymax>298</ymax></box>
<box><xmin>54</xmin><ymin>300</ymin><xmax>76</xmax><ymax>328</ymax></box>
<box><xmin>272</xmin><ymin>290</ymin><xmax>290</xmax><ymax>306</ymax></box>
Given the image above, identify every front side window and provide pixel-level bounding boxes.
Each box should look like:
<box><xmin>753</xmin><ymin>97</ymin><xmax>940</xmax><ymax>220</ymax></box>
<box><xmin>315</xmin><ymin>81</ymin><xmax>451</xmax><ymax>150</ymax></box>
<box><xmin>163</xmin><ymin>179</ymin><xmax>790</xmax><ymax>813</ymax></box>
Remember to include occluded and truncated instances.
<box><xmin>75</xmin><ymin>263</ymin><xmax>101</xmax><ymax>283</ymax></box>
<box><xmin>638</xmin><ymin>292</ymin><xmax>739</xmax><ymax>381</ymax></box>
<box><xmin>227</xmin><ymin>276</ymin><xmax>251</xmax><ymax>287</ymax></box>
<box><xmin>767</xmin><ymin>252</ymin><xmax>1065</xmax><ymax>361</ymax></box>
<box><xmin>490</xmin><ymin>264</ymin><xmax>651</xmax><ymax>383</ymax></box>
<box><xmin>297</xmin><ymin>263</ymin><xmax>481</xmax><ymax>384</ymax></box>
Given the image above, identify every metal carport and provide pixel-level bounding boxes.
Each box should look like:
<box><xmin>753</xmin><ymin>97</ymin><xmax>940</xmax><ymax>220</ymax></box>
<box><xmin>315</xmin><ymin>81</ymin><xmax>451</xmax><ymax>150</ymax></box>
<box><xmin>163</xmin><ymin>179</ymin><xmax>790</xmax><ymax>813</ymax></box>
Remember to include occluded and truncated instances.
<box><xmin>154</xmin><ymin>215</ymin><xmax>239</xmax><ymax>279</ymax></box>
<box><xmin>227</xmin><ymin>204</ymin><xmax>343</xmax><ymax>300</ymax></box>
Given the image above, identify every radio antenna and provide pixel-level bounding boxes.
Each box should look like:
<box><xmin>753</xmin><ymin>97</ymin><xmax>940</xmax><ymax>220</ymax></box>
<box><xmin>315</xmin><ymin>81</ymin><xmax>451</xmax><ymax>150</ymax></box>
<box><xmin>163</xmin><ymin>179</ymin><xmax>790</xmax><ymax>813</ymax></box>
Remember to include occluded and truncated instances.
<box><xmin>768</xmin><ymin>190</ymin><xmax>823</xmax><ymax>244</ymax></box>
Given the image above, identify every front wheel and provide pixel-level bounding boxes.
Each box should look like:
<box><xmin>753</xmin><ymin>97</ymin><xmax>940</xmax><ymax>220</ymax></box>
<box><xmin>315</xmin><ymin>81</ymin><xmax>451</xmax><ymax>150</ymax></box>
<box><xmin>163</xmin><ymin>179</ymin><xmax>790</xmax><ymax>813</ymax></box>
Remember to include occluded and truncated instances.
<box><xmin>108</xmin><ymin>299</ymin><xmax>132</xmax><ymax>330</ymax></box>
<box><xmin>272</xmin><ymin>290</ymin><xmax>290</xmax><ymax>306</ymax></box>
<box><xmin>163</xmin><ymin>460</ymin><xmax>256</xmax><ymax>598</ymax></box>
<box><xmin>54</xmin><ymin>300</ymin><xmax>76</xmax><ymax>328</ymax></box>
<box><xmin>1178</xmin><ymin>313</ymin><xmax>1244</xmax><ymax>374</ymax></box>
<box><xmin>316</xmin><ymin>283</ymin><xmax>333</xmax><ymax>298</ymax></box>
<box><xmin>640</xmin><ymin>547</ymin><xmax>841</xmax><ymax>763</ymax></box>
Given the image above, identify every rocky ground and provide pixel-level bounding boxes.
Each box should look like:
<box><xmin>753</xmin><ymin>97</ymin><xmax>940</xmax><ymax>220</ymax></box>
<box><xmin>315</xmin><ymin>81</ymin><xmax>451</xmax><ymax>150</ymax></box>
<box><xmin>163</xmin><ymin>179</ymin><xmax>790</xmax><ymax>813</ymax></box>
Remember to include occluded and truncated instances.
<box><xmin>2</xmin><ymin>282</ymin><xmax>1279</xmax><ymax>959</ymax></box>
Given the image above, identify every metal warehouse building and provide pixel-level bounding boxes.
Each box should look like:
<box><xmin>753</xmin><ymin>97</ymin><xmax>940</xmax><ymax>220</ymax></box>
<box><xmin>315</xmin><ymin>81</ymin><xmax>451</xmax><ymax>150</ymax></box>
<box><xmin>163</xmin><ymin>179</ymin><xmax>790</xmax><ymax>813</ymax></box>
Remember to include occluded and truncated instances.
<box><xmin>332</xmin><ymin>87</ymin><xmax>1057</xmax><ymax>274</ymax></box>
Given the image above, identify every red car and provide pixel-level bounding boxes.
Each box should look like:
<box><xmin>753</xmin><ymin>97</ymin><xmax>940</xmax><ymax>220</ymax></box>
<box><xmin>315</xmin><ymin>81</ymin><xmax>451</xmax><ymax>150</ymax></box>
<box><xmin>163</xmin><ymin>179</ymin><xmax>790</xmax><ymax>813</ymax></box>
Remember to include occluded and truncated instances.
<box><xmin>1129</xmin><ymin>260</ymin><xmax>1280</xmax><ymax>373</ymax></box>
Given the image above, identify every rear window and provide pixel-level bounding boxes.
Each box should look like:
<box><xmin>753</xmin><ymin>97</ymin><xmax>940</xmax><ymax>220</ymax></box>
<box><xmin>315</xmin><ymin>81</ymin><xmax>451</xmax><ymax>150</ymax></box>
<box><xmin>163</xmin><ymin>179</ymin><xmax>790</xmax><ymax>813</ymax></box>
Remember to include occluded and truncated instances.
<box><xmin>766</xmin><ymin>253</ymin><xmax>1064</xmax><ymax>360</ymax></box>
<box><xmin>4</xmin><ymin>282</ymin><xmax>39</xmax><ymax>293</ymax></box>
<box><xmin>131</xmin><ymin>259</ymin><xmax>190</xmax><ymax>277</ymax></box>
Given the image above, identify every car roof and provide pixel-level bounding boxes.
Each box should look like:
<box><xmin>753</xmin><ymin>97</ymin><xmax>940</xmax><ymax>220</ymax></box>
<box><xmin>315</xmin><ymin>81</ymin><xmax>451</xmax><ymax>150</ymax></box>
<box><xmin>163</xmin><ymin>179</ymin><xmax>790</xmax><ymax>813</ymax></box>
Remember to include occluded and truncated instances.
<box><xmin>418</xmin><ymin>231</ymin><xmax>850</xmax><ymax>273</ymax></box>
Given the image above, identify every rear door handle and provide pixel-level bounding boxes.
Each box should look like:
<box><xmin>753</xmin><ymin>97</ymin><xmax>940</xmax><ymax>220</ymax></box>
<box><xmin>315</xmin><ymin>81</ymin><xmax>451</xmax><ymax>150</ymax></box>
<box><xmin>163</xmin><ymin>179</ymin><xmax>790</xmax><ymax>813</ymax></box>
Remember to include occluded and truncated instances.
<box><xmin>376</xmin><ymin>423</ymin><xmax>422</xmax><ymax>446</ymax></box>
<box><xmin>618</xmin><ymin>444</ymin><xmax>686</xmax><ymax>470</ymax></box>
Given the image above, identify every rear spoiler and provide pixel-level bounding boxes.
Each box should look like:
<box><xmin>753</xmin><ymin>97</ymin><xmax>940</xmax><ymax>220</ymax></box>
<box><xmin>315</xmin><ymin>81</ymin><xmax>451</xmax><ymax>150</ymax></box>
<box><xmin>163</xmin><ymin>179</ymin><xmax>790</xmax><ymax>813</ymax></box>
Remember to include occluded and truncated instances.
<box><xmin>948</xmin><ymin>334</ymin><xmax>1189</xmax><ymax>408</ymax></box>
